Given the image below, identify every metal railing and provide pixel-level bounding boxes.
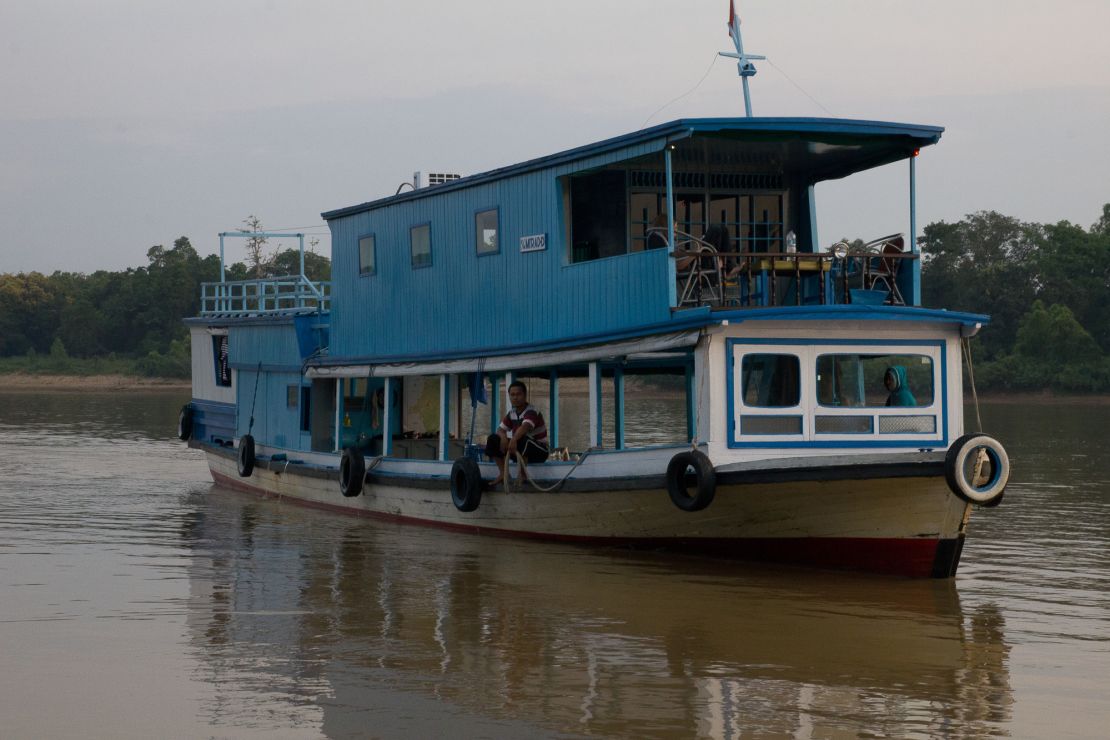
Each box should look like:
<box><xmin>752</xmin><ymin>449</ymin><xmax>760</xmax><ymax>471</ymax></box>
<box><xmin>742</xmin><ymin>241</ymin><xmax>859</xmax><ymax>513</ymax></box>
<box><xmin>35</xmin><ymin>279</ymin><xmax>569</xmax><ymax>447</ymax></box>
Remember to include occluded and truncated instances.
<box><xmin>200</xmin><ymin>275</ymin><xmax>330</xmax><ymax>316</ymax></box>
<box><xmin>665</xmin><ymin>231</ymin><xmax>917</xmax><ymax>308</ymax></box>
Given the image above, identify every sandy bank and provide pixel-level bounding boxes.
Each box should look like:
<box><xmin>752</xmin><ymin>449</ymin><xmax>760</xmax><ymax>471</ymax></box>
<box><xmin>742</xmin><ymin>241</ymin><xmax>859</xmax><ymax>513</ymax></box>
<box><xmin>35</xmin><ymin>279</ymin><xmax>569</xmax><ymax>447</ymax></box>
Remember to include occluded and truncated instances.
<box><xmin>0</xmin><ymin>373</ymin><xmax>190</xmax><ymax>392</ymax></box>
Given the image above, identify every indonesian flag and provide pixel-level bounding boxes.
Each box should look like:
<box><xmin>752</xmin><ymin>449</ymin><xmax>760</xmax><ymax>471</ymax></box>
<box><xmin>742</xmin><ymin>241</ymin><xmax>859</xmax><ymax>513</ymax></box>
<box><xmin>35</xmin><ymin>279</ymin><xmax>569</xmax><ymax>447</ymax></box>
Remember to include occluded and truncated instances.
<box><xmin>728</xmin><ymin>1</ymin><xmax>741</xmax><ymax>41</ymax></box>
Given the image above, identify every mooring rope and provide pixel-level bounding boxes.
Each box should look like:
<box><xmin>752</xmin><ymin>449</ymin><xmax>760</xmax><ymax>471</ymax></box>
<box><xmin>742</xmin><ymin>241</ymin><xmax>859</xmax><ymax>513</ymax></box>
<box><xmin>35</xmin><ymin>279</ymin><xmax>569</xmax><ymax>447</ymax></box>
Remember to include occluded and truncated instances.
<box><xmin>247</xmin><ymin>360</ymin><xmax>262</xmax><ymax>435</ymax></box>
<box><xmin>962</xmin><ymin>337</ymin><xmax>984</xmax><ymax>433</ymax></box>
<box><xmin>505</xmin><ymin>447</ymin><xmax>600</xmax><ymax>494</ymax></box>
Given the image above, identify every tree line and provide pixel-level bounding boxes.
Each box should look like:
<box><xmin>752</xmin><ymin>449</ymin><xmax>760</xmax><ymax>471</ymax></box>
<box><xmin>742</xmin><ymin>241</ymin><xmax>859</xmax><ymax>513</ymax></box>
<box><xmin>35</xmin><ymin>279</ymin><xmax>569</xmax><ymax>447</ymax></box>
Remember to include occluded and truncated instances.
<box><xmin>0</xmin><ymin>220</ymin><xmax>329</xmax><ymax>378</ymax></box>
<box><xmin>1</xmin><ymin>207</ymin><xmax>1108</xmax><ymax>391</ymax></box>
<box><xmin>919</xmin><ymin>204</ymin><xmax>1110</xmax><ymax>392</ymax></box>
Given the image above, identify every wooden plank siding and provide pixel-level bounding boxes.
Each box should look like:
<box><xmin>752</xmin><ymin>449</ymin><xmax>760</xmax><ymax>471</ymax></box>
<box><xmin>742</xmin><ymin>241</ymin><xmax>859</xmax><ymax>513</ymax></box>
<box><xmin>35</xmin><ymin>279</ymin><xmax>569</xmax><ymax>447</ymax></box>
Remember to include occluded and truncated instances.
<box><xmin>230</xmin><ymin>322</ymin><xmax>310</xmax><ymax>449</ymax></box>
<box><xmin>327</xmin><ymin>140</ymin><xmax>675</xmax><ymax>361</ymax></box>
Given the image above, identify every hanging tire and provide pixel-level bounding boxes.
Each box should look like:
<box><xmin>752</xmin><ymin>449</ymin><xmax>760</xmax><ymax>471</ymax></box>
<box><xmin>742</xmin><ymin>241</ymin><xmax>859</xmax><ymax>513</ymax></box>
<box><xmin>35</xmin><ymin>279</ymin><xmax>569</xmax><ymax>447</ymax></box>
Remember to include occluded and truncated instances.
<box><xmin>340</xmin><ymin>447</ymin><xmax>366</xmax><ymax>497</ymax></box>
<box><xmin>237</xmin><ymin>434</ymin><xmax>255</xmax><ymax>477</ymax></box>
<box><xmin>177</xmin><ymin>404</ymin><xmax>193</xmax><ymax>441</ymax></box>
<box><xmin>666</xmin><ymin>450</ymin><xmax>716</xmax><ymax>512</ymax></box>
<box><xmin>451</xmin><ymin>457</ymin><xmax>483</xmax><ymax>512</ymax></box>
<box><xmin>944</xmin><ymin>433</ymin><xmax>1010</xmax><ymax>506</ymax></box>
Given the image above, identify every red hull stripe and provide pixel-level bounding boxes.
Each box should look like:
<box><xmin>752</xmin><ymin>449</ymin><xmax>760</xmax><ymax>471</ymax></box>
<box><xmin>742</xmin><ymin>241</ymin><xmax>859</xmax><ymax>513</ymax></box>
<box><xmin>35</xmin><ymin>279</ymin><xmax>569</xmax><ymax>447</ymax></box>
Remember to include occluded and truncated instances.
<box><xmin>211</xmin><ymin>471</ymin><xmax>948</xmax><ymax>578</ymax></box>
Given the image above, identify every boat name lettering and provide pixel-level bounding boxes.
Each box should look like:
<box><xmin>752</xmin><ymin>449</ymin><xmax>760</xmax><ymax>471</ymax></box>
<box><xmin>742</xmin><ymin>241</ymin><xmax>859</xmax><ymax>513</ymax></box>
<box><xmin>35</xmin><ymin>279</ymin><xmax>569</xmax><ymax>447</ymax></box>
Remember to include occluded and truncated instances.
<box><xmin>520</xmin><ymin>234</ymin><xmax>547</xmax><ymax>253</ymax></box>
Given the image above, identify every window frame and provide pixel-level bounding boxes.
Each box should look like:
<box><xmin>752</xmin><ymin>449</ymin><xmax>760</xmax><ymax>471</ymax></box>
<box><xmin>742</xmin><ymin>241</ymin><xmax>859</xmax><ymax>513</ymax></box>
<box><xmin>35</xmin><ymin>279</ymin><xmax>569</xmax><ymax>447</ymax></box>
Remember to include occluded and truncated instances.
<box><xmin>357</xmin><ymin>232</ymin><xmax>376</xmax><ymax>277</ymax></box>
<box><xmin>475</xmin><ymin>206</ymin><xmax>500</xmax><ymax>257</ymax></box>
<box><xmin>410</xmin><ymin>222</ymin><xmax>432</xmax><ymax>269</ymax></box>
<box><xmin>725</xmin><ymin>338</ymin><xmax>947</xmax><ymax>449</ymax></box>
<box><xmin>212</xmin><ymin>334</ymin><xmax>232</xmax><ymax>388</ymax></box>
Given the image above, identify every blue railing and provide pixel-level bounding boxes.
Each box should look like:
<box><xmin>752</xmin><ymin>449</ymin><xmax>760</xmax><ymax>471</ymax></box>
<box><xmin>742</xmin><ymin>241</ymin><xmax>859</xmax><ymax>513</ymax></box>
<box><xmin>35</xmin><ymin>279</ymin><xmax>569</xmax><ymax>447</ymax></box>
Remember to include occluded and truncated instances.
<box><xmin>200</xmin><ymin>275</ymin><xmax>330</xmax><ymax>316</ymax></box>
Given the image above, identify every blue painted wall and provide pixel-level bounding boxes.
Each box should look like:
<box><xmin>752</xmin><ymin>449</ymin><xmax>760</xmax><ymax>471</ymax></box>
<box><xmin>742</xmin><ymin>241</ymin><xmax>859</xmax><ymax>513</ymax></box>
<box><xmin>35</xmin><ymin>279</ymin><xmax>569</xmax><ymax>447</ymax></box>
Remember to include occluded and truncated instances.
<box><xmin>327</xmin><ymin>139</ymin><xmax>674</xmax><ymax>360</ymax></box>
<box><xmin>229</xmin><ymin>321</ymin><xmax>311</xmax><ymax>450</ymax></box>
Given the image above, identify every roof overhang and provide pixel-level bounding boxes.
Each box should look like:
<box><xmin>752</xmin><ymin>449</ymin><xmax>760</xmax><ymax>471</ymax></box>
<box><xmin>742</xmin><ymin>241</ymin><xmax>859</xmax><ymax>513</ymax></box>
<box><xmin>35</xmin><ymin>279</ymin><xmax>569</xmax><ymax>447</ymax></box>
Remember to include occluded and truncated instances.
<box><xmin>322</xmin><ymin>117</ymin><xmax>943</xmax><ymax>221</ymax></box>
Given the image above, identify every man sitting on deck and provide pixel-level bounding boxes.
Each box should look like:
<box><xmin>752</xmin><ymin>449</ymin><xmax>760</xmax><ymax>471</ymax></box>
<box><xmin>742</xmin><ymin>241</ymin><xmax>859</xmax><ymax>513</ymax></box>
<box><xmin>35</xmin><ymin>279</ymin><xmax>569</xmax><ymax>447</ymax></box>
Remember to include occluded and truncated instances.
<box><xmin>486</xmin><ymin>381</ymin><xmax>549</xmax><ymax>487</ymax></box>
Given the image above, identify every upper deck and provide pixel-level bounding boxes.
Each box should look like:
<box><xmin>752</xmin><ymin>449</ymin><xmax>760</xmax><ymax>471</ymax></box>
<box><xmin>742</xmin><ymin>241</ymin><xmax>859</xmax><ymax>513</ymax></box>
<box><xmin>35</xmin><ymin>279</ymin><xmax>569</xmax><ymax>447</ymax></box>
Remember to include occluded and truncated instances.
<box><xmin>319</xmin><ymin>117</ymin><xmax>943</xmax><ymax>363</ymax></box>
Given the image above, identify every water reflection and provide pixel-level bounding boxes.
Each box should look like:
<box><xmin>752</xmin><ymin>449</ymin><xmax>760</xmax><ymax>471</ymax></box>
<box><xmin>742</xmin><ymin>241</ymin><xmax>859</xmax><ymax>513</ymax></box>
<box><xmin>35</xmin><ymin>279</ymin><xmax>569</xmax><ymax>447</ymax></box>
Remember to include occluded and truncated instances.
<box><xmin>184</xmin><ymin>488</ymin><xmax>1014</xmax><ymax>738</ymax></box>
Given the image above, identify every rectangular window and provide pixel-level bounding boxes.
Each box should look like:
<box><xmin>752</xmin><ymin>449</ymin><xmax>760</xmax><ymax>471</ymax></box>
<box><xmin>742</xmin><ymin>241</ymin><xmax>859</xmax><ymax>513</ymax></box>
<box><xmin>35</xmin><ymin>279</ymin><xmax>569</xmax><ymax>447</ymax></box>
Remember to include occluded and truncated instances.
<box><xmin>816</xmin><ymin>354</ymin><xmax>934</xmax><ymax>408</ymax></box>
<box><xmin>287</xmin><ymin>385</ymin><xmax>299</xmax><ymax>408</ymax></box>
<box><xmin>740</xmin><ymin>354</ymin><xmax>800</xmax><ymax>407</ymax></box>
<box><xmin>410</xmin><ymin>223</ymin><xmax>431</xmax><ymax>268</ymax></box>
<box><xmin>475</xmin><ymin>208</ymin><xmax>499</xmax><ymax>255</ymax></box>
<box><xmin>358</xmin><ymin>234</ymin><xmax>376</xmax><ymax>276</ymax></box>
<box><xmin>212</xmin><ymin>335</ymin><xmax>231</xmax><ymax>387</ymax></box>
<box><xmin>299</xmin><ymin>387</ymin><xmax>311</xmax><ymax>432</ymax></box>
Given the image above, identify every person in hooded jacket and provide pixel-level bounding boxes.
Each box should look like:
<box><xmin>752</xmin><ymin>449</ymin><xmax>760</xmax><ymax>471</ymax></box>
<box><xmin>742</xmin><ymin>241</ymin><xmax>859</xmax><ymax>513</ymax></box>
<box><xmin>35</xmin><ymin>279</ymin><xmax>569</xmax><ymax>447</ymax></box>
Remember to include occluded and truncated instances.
<box><xmin>884</xmin><ymin>365</ymin><xmax>917</xmax><ymax>406</ymax></box>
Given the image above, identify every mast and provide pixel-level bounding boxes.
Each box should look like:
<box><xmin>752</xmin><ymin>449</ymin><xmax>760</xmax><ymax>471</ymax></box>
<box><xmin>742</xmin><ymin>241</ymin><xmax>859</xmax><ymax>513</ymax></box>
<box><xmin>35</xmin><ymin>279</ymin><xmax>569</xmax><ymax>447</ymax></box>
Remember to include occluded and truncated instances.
<box><xmin>719</xmin><ymin>0</ymin><xmax>764</xmax><ymax>117</ymax></box>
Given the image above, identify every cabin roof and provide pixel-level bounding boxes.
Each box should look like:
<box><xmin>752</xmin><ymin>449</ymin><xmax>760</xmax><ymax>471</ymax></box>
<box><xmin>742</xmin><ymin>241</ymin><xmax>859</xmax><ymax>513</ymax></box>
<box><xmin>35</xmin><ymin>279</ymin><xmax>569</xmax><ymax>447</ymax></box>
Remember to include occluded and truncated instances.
<box><xmin>322</xmin><ymin>117</ymin><xmax>944</xmax><ymax>221</ymax></box>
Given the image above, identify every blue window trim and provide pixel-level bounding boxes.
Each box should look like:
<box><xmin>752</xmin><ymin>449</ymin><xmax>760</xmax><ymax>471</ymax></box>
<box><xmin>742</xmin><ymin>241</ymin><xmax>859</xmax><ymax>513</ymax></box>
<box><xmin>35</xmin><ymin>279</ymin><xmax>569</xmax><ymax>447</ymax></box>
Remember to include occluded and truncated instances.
<box><xmin>357</xmin><ymin>232</ymin><xmax>376</xmax><ymax>277</ymax></box>
<box><xmin>724</xmin><ymin>337</ymin><xmax>948</xmax><ymax>449</ymax></box>
<box><xmin>410</xmin><ymin>222</ymin><xmax>432</xmax><ymax>270</ymax></box>
<box><xmin>475</xmin><ymin>206</ymin><xmax>500</xmax><ymax>257</ymax></box>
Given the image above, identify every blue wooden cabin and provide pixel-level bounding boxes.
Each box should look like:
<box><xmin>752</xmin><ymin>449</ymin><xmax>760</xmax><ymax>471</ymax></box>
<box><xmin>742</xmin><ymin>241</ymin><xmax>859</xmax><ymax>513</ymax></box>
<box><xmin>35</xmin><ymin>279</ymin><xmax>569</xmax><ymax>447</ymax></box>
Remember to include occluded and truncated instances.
<box><xmin>320</xmin><ymin>117</ymin><xmax>941</xmax><ymax>362</ymax></box>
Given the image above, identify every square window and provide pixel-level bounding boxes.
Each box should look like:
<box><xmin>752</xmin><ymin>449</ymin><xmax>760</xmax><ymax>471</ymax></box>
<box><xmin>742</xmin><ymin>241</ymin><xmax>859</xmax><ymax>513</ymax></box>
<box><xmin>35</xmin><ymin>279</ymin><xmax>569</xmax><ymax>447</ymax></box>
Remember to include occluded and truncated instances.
<box><xmin>475</xmin><ymin>208</ymin><xmax>499</xmax><ymax>255</ymax></box>
<box><xmin>740</xmin><ymin>354</ymin><xmax>800</xmax><ymax>407</ymax></box>
<box><xmin>410</xmin><ymin>224</ymin><xmax>431</xmax><ymax>268</ymax></box>
<box><xmin>358</xmin><ymin>235</ymin><xmax>376</xmax><ymax>276</ymax></box>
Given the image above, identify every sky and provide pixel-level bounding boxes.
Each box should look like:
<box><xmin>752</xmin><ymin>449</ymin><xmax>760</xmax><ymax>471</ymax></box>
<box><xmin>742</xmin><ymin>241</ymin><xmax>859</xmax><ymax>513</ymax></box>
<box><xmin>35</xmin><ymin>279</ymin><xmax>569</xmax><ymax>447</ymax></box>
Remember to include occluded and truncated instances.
<box><xmin>2</xmin><ymin>0</ymin><xmax>1108</xmax><ymax>274</ymax></box>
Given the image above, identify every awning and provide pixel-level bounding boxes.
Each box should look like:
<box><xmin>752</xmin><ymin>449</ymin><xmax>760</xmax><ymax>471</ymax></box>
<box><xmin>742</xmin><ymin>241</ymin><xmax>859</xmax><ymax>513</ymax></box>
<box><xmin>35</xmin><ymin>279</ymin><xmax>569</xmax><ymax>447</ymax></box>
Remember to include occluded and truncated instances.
<box><xmin>304</xmin><ymin>330</ymin><xmax>701</xmax><ymax>379</ymax></box>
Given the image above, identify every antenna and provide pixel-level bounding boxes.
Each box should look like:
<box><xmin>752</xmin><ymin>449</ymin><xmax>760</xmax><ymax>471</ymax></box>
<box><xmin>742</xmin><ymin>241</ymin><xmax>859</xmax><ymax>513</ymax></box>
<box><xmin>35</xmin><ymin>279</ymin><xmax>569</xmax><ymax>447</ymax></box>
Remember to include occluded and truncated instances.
<box><xmin>719</xmin><ymin>0</ymin><xmax>765</xmax><ymax>117</ymax></box>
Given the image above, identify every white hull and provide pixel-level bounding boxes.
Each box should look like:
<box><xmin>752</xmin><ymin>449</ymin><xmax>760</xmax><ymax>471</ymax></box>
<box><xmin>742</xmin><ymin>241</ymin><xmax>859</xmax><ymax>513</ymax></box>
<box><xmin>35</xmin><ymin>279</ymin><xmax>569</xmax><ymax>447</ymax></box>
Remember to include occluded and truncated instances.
<box><xmin>202</xmin><ymin>446</ymin><xmax>972</xmax><ymax>578</ymax></box>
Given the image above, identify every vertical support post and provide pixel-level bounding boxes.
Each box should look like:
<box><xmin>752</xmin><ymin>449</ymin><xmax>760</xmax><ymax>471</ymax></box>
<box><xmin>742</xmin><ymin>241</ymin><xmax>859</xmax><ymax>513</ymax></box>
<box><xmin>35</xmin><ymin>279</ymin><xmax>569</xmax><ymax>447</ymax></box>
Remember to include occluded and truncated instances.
<box><xmin>741</xmin><ymin>77</ymin><xmax>753</xmax><ymax>118</ymax></box>
<box><xmin>439</xmin><ymin>374</ymin><xmax>449</xmax><ymax>461</ymax></box>
<box><xmin>588</xmin><ymin>362</ymin><xmax>602</xmax><ymax>448</ymax></box>
<box><xmin>910</xmin><ymin>154</ymin><xmax>920</xmax><ymax>306</ymax></box>
<box><xmin>549</xmin><ymin>370</ymin><xmax>560</xmax><ymax>449</ymax></box>
<box><xmin>333</xmin><ymin>378</ymin><xmax>342</xmax><ymax>453</ymax></box>
<box><xmin>665</xmin><ymin>146</ymin><xmax>677</xmax><ymax>307</ymax></box>
<box><xmin>218</xmin><ymin>233</ymin><xmax>226</xmax><ymax>312</ymax></box>
<box><xmin>299</xmin><ymin>234</ymin><xmax>306</xmax><ymax>281</ymax></box>
<box><xmin>382</xmin><ymin>377</ymin><xmax>393</xmax><ymax>456</ymax></box>
<box><xmin>490</xmin><ymin>375</ymin><xmax>501</xmax><ymax>432</ymax></box>
<box><xmin>614</xmin><ymin>367</ymin><xmax>625</xmax><ymax>450</ymax></box>
<box><xmin>685</xmin><ymin>361</ymin><xmax>696</xmax><ymax>443</ymax></box>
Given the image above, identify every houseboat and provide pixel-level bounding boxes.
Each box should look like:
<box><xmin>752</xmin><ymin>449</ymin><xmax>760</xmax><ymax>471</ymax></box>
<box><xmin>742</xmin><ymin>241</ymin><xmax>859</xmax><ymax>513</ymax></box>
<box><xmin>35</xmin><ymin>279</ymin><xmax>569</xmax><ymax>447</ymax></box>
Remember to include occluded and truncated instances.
<box><xmin>181</xmin><ymin>21</ymin><xmax>1009</xmax><ymax>579</ymax></box>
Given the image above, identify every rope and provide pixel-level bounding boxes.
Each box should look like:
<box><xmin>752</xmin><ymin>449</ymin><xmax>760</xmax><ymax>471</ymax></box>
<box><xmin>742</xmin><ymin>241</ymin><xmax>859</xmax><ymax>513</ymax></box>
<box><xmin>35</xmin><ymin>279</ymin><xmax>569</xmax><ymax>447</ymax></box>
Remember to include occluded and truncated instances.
<box><xmin>247</xmin><ymin>360</ymin><xmax>262</xmax><ymax>435</ymax></box>
<box><xmin>690</xmin><ymin>333</ymin><xmax>709</xmax><ymax>450</ymax></box>
<box><xmin>505</xmin><ymin>447</ymin><xmax>599</xmax><ymax>494</ymax></box>
<box><xmin>640</xmin><ymin>53</ymin><xmax>720</xmax><ymax>129</ymax></box>
<box><xmin>962</xmin><ymin>337</ymin><xmax>984</xmax><ymax>433</ymax></box>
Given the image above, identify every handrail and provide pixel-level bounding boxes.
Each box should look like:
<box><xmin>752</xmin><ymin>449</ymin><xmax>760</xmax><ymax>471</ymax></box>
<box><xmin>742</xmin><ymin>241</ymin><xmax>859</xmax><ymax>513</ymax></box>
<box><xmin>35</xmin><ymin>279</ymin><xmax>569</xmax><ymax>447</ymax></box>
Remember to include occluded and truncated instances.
<box><xmin>199</xmin><ymin>275</ymin><xmax>331</xmax><ymax>317</ymax></box>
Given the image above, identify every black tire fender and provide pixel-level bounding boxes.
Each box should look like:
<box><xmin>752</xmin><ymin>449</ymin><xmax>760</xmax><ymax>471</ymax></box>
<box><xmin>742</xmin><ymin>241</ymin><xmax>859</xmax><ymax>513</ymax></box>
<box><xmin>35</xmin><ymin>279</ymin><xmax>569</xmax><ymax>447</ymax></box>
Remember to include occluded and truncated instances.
<box><xmin>666</xmin><ymin>450</ymin><xmax>716</xmax><ymax>512</ymax></box>
<box><xmin>945</xmin><ymin>433</ymin><xmax>1010</xmax><ymax>506</ymax></box>
<box><xmin>237</xmin><ymin>434</ymin><xmax>256</xmax><ymax>478</ymax></box>
<box><xmin>177</xmin><ymin>404</ymin><xmax>194</xmax><ymax>441</ymax></box>
<box><xmin>451</xmin><ymin>457</ymin><xmax>483</xmax><ymax>512</ymax></box>
<box><xmin>340</xmin><ymin>447</ymin><xmax>366</xmax><ymax>497</ymax></box>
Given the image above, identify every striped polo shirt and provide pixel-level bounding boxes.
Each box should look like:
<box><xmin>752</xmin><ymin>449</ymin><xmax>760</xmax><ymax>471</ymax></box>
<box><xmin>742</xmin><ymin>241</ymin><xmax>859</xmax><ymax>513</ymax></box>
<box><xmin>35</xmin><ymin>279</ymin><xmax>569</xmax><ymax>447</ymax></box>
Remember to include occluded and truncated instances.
<box><xmin>498</xmin><ymin>404</ymin><xmax>548</xmax><ymax>444</ymax></box>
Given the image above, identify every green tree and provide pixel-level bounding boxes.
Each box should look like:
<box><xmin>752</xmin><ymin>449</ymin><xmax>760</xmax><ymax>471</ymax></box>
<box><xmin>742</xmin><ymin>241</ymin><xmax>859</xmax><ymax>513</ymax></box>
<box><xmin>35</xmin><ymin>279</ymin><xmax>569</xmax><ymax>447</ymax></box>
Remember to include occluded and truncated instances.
<box><xmin>920</xmin><ymin>211</ymin><xmax>1039</xmax><ymax>359</ymax></box>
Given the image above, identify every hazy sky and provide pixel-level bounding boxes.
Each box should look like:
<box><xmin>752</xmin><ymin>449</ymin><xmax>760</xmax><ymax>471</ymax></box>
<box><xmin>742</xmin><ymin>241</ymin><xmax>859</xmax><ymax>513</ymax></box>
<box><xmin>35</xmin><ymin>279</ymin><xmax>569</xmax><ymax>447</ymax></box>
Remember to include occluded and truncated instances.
<box><xmin>2</xmin><ymin>0</ymin><xmax>1108</xmax><ymax>274</ymax></box>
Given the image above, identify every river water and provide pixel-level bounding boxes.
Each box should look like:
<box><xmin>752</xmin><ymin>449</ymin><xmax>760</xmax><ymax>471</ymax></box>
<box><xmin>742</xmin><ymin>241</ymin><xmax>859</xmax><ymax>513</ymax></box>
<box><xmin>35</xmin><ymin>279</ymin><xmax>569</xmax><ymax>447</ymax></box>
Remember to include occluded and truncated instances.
<box><xmin>1</xmin><ymin>391</ymin><xmax>1107</xmax><ymax>739</ymax></box>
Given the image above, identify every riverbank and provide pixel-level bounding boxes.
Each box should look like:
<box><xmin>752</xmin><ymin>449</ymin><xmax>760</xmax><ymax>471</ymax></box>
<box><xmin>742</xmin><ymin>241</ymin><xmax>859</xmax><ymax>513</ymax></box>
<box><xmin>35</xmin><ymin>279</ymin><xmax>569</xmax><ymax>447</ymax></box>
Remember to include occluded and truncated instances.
<box><xmin>0</xmin><ymin>373</ymin><xmax>190</xmax><ymax>392</ymax></box>
<box><xmin>1</xmin><ymin>372</ymin><xmax>1107</xmax><ymax>403</ymax></box>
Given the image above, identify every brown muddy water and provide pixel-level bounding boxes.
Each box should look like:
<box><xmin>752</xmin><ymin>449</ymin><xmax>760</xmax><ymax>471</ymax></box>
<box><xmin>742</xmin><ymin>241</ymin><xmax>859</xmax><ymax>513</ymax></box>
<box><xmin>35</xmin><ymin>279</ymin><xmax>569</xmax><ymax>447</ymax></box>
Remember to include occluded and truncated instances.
<box><xmin>1</xmin><ymin>391</ymin><xmax>1107</xmax><ymax>738</ymax></box>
